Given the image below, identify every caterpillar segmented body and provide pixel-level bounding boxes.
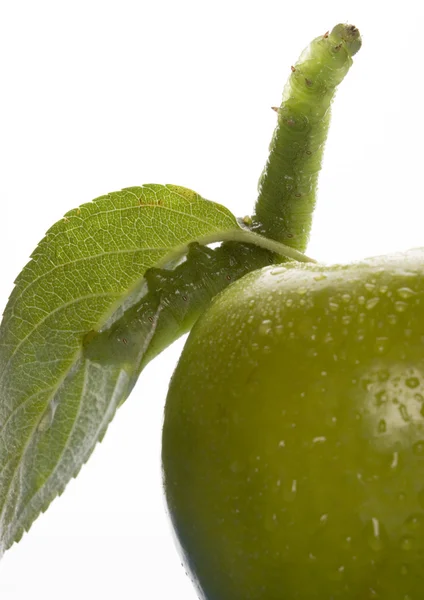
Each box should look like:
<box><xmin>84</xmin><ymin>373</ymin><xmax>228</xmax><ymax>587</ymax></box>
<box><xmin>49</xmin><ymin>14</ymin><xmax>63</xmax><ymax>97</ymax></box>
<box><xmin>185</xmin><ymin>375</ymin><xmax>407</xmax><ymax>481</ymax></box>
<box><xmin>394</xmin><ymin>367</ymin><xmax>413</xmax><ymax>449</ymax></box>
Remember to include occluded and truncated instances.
<box><xmin>254</xmin><ymin>24</ymin><xmax>361</xmax><ymax>251</ymax></box>
<box><xmin>83</xmin><ymin>241</ymin><xmax>275</xmax><ymax>376</ymax></box>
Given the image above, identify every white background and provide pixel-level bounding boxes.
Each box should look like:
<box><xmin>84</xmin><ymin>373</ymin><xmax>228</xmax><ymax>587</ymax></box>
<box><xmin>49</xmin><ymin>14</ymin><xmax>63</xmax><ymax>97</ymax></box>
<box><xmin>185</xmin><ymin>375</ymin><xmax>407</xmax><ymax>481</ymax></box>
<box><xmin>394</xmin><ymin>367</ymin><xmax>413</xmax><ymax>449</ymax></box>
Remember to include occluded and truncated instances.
<box><xmin>0</xmin><ymin>1</ymin><xmax>423</xmax><ymax>598</ymax></box>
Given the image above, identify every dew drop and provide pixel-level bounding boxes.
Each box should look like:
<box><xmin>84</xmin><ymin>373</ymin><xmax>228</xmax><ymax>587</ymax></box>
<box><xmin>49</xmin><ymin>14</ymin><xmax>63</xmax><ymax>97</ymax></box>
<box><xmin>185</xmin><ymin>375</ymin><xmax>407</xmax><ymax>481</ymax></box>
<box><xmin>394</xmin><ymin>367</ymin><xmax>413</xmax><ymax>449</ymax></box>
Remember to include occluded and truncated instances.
<box><xmin>375</xmin><ymin>391</ymin><xmax>388</xmax><ymax>406</ymax></box>
<box><xmin>358</xmin><ymin>296</ymin><xmax>365</xmax><ymax>305</ymax></box>
<box><xmin>329</xmin><ymin>302</ymin><xmax>339</xmax><ymax>312</ymax></box>
<box><xmin>286</xmin><ymin>299</ymin><xmax>293</xmax><ymax>308</ymax></box>
<box><xmin>375</xmin><ymin>337</ymin><xmax>389</xmax><ymax>354</ymax></box>
<box><xmin>259</xmin><ymin>319</ymin><xmax>272</xmax><ymax>336</ymax></box>
<box><xmin>342</xmin><ymin>315</ymin><xmax>351</xmax><ymax>325</ymax></box>
<box><xmin>365</xmin><ymin>282</ymin><xmax>376</xmax><ymax>292</ymax></box>
<box><xmin>323</xmin><ymin>332</ymin><xmax>334</xmax><ymax>343</ymax></box>
<box><xmin>313</xmin><ymin>273</ymin><xmax>327</xmax><ymax>281</ymax></box>
<box><xmin>412</xmin><ymin>440</ymin><xmax>424</xmax><ymax>456</ymax></box>
<box><xmin>405</xmin><ymin>377</ymin><xmax>420</xmax><ymax>389</ymax></box>
<box><xmin>366</xmin><ymin>517</ymin><xmax>386</xmax><ymax>551</ymax></box>
<box><xmin>400</xmin><ymin>535</ymin><xmax>414</xmax><ymax>551</ymax></box>
<box><xmin>395</xmin><ymin>301</ymin><xmax>408</xmax><ymax>313</ymax></box>
<box><xmin>297</xmin><ymin>287</ymin><xmax>307</xmax><ymax>296</ymax></box>
<box><xmin>380</xmin><ymin>285</ymin><xmax>389</xmax><ymax>294</ymax></box>
<box><xmin>366</xmin><ymin>297</ymin><xmax>380</xmax><ymax>310</ymax></box>
<box><xmin>390</xmin><ymin>451</ymin><xmax>399</xmax><ymax>469</ymax></box>
<box><xmin>404</xmin><ymin>513</ymin><xmax>424</xmax><ymax>531</ymax></box>
<box><xmin>399</xmin><ymin>404</ymin><xmax>410</xmax><ymax>422</ymax></box>
<box><xmin>341</xmin><ymin>293</ymin><xmax>351</xmax><ymax>303</ymax></box>
<box><xmin>397</xmin><ymin>287</ymin><xmax>415</xmax><ymax>299</ymax></box>
<box><xmin>328</xmin><ymin>565</ymin><xmax>345</xmax><ymax>581</ymax></box>
<box><xmin>378</xmin><ymin>419</ymin><xmax>387</xmax><ymax>433</ymax></box>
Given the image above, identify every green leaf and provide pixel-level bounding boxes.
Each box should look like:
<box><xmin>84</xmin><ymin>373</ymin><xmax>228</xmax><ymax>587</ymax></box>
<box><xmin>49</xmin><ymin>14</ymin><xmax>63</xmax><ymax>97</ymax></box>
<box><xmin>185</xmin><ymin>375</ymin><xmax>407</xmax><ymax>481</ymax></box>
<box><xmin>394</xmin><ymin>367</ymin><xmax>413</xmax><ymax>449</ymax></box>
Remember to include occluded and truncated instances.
<box><xmin>0</xmin><ymin>183</ymin><xmax>240</xmax><ymax>553</ymax></box>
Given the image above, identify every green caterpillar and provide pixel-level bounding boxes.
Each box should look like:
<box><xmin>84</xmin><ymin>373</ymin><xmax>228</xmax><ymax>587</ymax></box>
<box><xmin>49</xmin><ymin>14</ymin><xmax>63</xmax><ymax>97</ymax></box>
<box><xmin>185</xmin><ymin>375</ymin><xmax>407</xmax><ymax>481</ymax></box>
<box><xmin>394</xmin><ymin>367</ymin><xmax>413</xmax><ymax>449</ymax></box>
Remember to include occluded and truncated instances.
<box><xmin>83</xmin><ymin>241</ymin><xmax>275</xmax><ymax>379</ymax></box>
<box><xmin>253</xmin><ymin>24</ymin><xmax>361</xmax><ymax>251</ymax></box>
<box><xmin>82</xmin><ymin>25</ymin><xmax>363</xmax><ymax>379</ymax></box>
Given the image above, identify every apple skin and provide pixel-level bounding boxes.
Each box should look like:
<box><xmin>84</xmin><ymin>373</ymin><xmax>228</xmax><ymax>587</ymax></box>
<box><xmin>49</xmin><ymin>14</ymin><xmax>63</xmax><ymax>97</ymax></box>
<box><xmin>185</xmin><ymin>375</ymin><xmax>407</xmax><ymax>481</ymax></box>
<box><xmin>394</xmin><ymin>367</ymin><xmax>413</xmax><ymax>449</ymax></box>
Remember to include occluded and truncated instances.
<box><xmin>162</xmin><ymin>248</ymin><xmax>424</xmax><ymax>600</ymax></box>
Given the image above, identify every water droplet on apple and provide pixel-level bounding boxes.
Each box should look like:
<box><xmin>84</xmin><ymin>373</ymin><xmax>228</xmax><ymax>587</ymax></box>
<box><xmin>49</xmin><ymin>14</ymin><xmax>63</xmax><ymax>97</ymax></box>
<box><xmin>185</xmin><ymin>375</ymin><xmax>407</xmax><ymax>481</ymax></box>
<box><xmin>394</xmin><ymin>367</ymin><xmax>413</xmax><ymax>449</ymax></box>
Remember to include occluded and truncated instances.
<box><xmin>400</xmin><ymin>535</ymin><xmax>414</xmax><ymax>551</ymax></box>
<box><xmin>375</xmin><ymin>337</ymin><xmax>389</xmax><ymax>354</ymax></box>
<box><xmin>365</xmin><ymin>517</ymin><xmax>386</xmax><ymax>552</ymax></box>
<box><xmin>397</xmin><ymin>287</ymin><xmax>415</xmax><ymax>299</ymax></box>
<box><xmin>313</xmin><ymin>273</ymin><xmax>327</xmax><ymax>281</ymax></box>
<box><xmin>412</xmin><ymin>440</ymin><xmax>424</xmax><ymax>456</ymax></box>
<box><xmin>404</xmin><ymin>513</ymin><xmax>424</xmax><ymax>531</ymax></box>
<box><xmin>377</xmin><ymin>419</ymin><xmax>387</xmax><ymax>433</ymax></box>
<box><xmin>286</xmin><ymin>298</ymin><xmax>293</xmax><ymax>308</ymax></box>
<box><xmin>387</xmin><ymin>314</ymin><xmax>397</xmax><ymax>325</ymax></box>
<box><xmin>366</xmin><ymin>297</ymin><xmax>380</xmax><ymax>310</ymax></box>
<box><xmin>341</xmin><ymin>293</ymin><xmax>351</xmax><ymax>303</ymax></box>
<box><xmin>329</xmin><ymin>302</ymin><xmax>339</xmax><ymax>311</ymax></box>
<box><xmin>390</xmin><ymin>451</ymin><xmax>399</xmax><ymax>469</ymax></box>
<box><xmin>405</xmin><ymin>376</ymin><xmax>420</xmax><ymax>389</ymax></box>
<box><xmin>399</xmin><ymin>404</ymin><xmax>410</xmax><ymax>421</ymax></box>
<box><xmin>328</xmin><ymin>565</ymin><xmax>345</xmax><ymax>581</ymax></box>
<box><xmin>312</xmin><ymin>436</ymin><xmax>327</xmax><ymax>444</ymax></box>
<box><xmin>259</xmin><ymin>319</ymin><xmax>272</xmax><ymax>335</ymax></box>
<box><xmin>297</xmin><ymin>287</ymin><xmax>307</xmax><ymax>295</ymax></box>
<box><xmin>375</xmin><ymin>391</ymin><xmax>388</xmax><ymax>406</ymax></box>
<box><xmin>395</xmin><ymin>301</ymin><xmax>408</xmax><ymax>313</ymax></box>
<box><xmin>342</xmin><ymin>315</ymin><xmax>351</xmax><ymax>325</ymax></box>
<box><xmin>379</xmin><ymin>285</ymin><xmax>389</xmax><ymax>294</ymax></box>
<box><xmin>365</xmin><ymin>282</ymin><xmax>375</xmax><ymax>292</ymax></box>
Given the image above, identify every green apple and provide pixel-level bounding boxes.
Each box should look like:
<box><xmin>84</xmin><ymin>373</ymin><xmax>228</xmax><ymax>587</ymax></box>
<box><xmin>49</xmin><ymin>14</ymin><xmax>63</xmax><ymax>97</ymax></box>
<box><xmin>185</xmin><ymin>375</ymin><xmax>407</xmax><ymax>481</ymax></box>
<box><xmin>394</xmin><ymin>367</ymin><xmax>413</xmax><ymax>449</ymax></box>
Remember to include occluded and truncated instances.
<box><xmin>162</xmin><ymin>248</ymin><xmax>424</xmax><ymax>600</ymax></box>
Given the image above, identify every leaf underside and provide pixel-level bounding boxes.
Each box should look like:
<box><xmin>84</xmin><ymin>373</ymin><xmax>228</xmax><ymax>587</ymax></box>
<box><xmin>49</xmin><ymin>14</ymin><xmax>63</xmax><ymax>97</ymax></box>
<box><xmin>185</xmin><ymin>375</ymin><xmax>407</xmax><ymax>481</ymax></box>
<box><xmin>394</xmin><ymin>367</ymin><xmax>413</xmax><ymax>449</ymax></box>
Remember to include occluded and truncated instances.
<box><xmin>0</xmin><ymin>184</ymin><xmax>241</xmax><ymax>552</ymax></box>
